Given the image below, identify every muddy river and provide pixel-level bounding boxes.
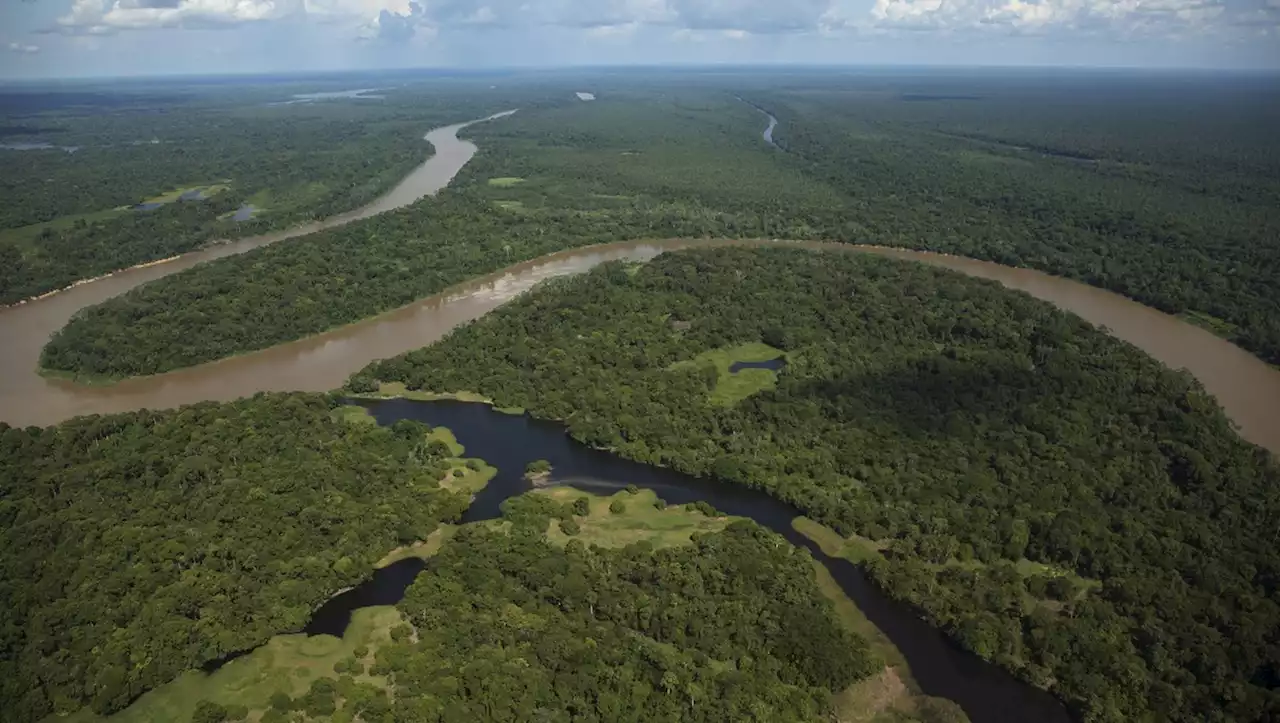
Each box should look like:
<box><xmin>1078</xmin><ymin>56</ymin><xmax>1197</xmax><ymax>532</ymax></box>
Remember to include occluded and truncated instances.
<box><xmin>0</xmin><ymin>116</ymin><xmax>1276</xmax><ymax>459</ymax></box>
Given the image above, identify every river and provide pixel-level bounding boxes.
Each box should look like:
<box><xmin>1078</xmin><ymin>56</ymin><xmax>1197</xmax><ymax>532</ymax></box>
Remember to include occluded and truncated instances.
<box><xmin>2</xmin><ymin>237</ymin><xmax>1277</xmax><ymax>454</ymax></box>
<box><xmin>6</xmin><ymin>101</ymin><xmax>1279</xmax><ymax>722</ymax></box>
<box><xmin>303</xmin><ymin>398</ymin><xmax>1074</xmax><ymax>723</ymax></box>
<box><xmin>0</xmin><ymin>110</ymin><xmax>516</xmax><ymax>426</ymax></box>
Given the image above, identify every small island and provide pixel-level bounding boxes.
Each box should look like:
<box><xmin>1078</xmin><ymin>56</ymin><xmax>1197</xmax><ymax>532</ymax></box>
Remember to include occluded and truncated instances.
<box><xmin>524</xmin><ymin>458</ymin><xmax>552</xmax><ymax>485</ymax></box>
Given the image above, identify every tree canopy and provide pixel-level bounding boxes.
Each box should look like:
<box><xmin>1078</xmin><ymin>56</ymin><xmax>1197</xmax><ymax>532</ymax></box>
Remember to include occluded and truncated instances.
<box><xmin>0</xmin><ymin>393</ymin><xmax>472</xmax><ymax>719</ymax></box>
<box><xmin>357</xmin><ymin>246</ymin><xmax>1280</xmax><ymax>722</ymax></box>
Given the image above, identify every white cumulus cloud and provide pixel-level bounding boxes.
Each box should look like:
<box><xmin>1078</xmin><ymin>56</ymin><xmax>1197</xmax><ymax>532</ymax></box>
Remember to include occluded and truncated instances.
<box><xmin>55</xmin><ymin>0</ymin><xmax>305</xmax><ymax>34</ymax></box>
<box><xmin>8</xmin><ymin>41</ymin><xmax>42</xmax><ymax>53</ymax></box>
<box><xmin>46</xmin><ymin>0</ymin><xmax>1258</xmax><ymax>40</ymax></box>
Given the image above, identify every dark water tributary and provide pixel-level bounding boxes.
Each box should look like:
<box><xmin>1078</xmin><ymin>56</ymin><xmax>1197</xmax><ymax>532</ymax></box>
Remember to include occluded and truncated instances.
<box><xmin>299</xmin><ymin>398</ymin><xmax>1072</xmax><ymax>723</ymax></box>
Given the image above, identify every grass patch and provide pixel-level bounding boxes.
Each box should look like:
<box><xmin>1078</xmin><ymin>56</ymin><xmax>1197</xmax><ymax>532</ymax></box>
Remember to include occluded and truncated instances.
<box><xmin>439</xmin><ymin>458</ymin><xmax>497</xmax><ymax>496</ymax></box>
<box><xmin>793</xmin><ymin>517</ymin><xmax>885</xmax><ymax>564</ymax></box>
<box><xmin>426</xmin><ymin>425</ymin><xmax>465</xmax><ymax>456</ymax></box>
<box><xmin>0</xmin><ymin>207</ymin><xmax>131</xmax><ymax>247</ymax></box>
<box><xmin>422</xmin><ymin>424</ymin><xmax>496</xmax><ymax>496</ymax></box>
<box><xmin>377</xmin><ymin>525</ymin><xmax>457</xmax><ymax>568</ymax></box>
<box><xmin>486</xmin><ymin>176</ymin><xmax>526</xmax><ymax>187</ymax></box>
<box><xmin>493</xmin><ymin>200</ymin><xmax>525</xmax><ymax>210</ymax></box>
<box><xmin>54</xmin><ymin>606</ymin><xmax>402</xmax><ymax>723</ymax></box>
<box><xmin>331</xmin><ymin>404</ymin><xmax>375</xmax><ymax>425</ymax></box>
<box><xmin>538</xmin><ymin>487</ymin><xmax>732</xmax><ymax>549</ymax></box>
<box><xmin>1179</xmin><ymin>309</ymin><xmax>1239</xmax><ymax>338</ymax></box>
<box><xmin>359</xmin><ymin>382</ymin><xmax>494</xmax><ymax>405</ymax></box>
<box><xmin>800</xmin><ymin>526</ymin><xmax>970</xmax><ymax>723</ymax></box>
<box><xmin>141</xmin><ymin>182</ymin><xmax>230</xmax><ymax>205</ymax></box>
<box><xmin>670</xmin><ymin>342</ymin><xmax>786</xmax><ymax>405</ymax></box>
<box><xmin>2</xmin><ymin>181</ymin><xmax>230</xmax><ymax>249</ymax></box>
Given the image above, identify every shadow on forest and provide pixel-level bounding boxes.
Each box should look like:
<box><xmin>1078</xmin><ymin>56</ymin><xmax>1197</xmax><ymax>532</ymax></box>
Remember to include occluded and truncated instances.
<box><xmin>765</xmin><ymin>352</ymin><xmax>1080</xmax><ymax>445</ymax></box>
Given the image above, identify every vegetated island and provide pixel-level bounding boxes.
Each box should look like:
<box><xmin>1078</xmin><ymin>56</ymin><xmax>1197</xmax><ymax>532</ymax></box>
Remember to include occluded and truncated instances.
<box><xmin>0</xmin><ymin>394</ymin><xmax>481</xmax><ymax>721</ymax></box>
<box><xmin>19</xmin><ymin>466</ymin><xmax>945</xmax><ymax>723</ymax></box>
<box><xmin>524</xmin><ymin>458</ymin><xmax>552</xmax><ymax>484</ymax></box>
<box><xmin>355</xmin><ymin>246</ymin><xmax>1280</xmax><ymax>722</ymax></box>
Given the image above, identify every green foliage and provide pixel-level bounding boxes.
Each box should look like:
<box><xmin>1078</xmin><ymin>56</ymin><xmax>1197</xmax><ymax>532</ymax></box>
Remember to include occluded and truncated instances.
<box><xmin>526</xmin><ymin>458</ymin><xmax>552</xmax><ymax>476</ymax></box>
<box><xmin>0</xmin><ymin>394</ymin><xmax>470</xmax><ymax>719</ymax></box>
<box><xmin>745</xmin><ymin>77</ymin><xmax>1280</xmax><ymax>363</ymax></box>
<box><xmin>558</xmin><ymin>518</ymin><xmax>581</xmax><ymax>536</ymax></box>
<box><xmin>0</xmin><ymin>83</ymin><xmax>556</xmax><ymax>303</ymax></box>
<box><xmin>381</xmin><ymin>508</ymin><xmax>878</xmax><ymax>721</ymax></box>
<box><xmin>362</xmin><ymin>246</ymin><xmax>1280</xmax><ymax>722</ymax></box>
<box><xmin>609</xmin><ymin>499</ymin><xmax>627</xmax><ymax>514</ymax></box>
<box><xmin>33</xmin><ymin>75</ymin><xmax>1280</xmax><ymax>379</ymax></box>
<box><xmin>190</xmin><ymin>701</ymin><xmax>228</xmax><ymax>723</ymax></box>
<box><xmin>268</xmin><ymin>692</ymin><xmax>292</xmax><ymax>711</ymax></box>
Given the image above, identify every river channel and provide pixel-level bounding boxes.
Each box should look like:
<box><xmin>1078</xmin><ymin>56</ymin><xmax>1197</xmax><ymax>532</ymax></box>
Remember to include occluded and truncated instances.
<box><xmin>2</xmin><ymin>236</ymin><xmax>1277</xmax><ymax>454</ymax></box>
<box><xmin>0</xmin><ymin>110</ymin><xmax>515</xmax><ymax>425</ymax></box>
<box><xmin>301</xmin><ymin>398</ymin><xmax>1073</xmax><ymax>723</ymax></box>
<box><xmin>6</xmin><ymin>102</ymin><xmax>1279</xmax><ymax>722</ymax></box>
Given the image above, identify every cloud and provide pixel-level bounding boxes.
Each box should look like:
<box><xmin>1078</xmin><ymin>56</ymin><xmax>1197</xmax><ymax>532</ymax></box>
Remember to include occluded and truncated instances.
<box><xmin>8</xmin><ymin>41</ymin><xmax>42</xmax><ymax>53</ymax></box>
<box><xmin>54</xmin><ymin>0</ymin><xmax>305</xmax><ymax>34</ymax></box>
<box><xmin>854</xmin><ymin>0</ymin><xmax>1235</xmax><ymax>35</ymax></box>
<box><xmin>47</xmin><ymin>0</ymin><xmax>1260</xmax><ymax>41</ymax></box>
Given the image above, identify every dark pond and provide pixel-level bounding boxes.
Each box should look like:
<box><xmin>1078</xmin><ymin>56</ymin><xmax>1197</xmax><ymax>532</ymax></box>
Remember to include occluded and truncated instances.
<box><xmin>232</xmin><ymin>204</ymin><xmax>257</xmax><ymax>221</ymax></box>
<box><xmin>299</xmin><ymin>399</ymin><xmax>1070</xmax><ymax>723</ymax></box>
<box><xmin>728</xmin><ymin>356</ymin><xmax>786</xmax><ymax>373</ymax></box>
<box><xmin>133</xmin><ymin>202</ymin><xmax>164</xmax><ymax>211</ymax></box>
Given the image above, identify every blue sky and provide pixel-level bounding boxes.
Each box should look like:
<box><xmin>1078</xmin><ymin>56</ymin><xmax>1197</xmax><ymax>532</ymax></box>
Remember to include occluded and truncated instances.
<box><xmin>2</xmin><ymin>0</ymin><xmax>1278</xmax><ymax>78</ymax></box>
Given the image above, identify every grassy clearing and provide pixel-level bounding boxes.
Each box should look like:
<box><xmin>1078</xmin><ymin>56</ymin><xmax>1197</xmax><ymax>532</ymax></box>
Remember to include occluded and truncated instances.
<box><xmin>0</xmin><ymin>207</ymin><xmax>131</xmax><ymax>247</ymax></box>
<box><xmin>57</xmin><ymin>606</ymin><xmax>402</xmax><ymax>723</ymax></box>
<box><xmin>439</xmin><ymin>458</ymin><xmax>496</xmax><ymax>496</ymax></box>
<box><xmin>486</xmin><ymin>176</ymin><xmax>526</xmax><ymax>187</ymax></box>
<box><xmin>1179</xmin><ymin>309</ymin><xmax>1239</xmax><ymax>338</ymax></box>
<box><xmin>801</xmin><ymin>526</ymin><xmax>970</xmax><ymax>722</ymax></box>
<box><xmin>794</xmin><ymin>517</ymin><xmax>885</xmax><ymax>564</ymax></box>
<box><xmin>538</xmin><ymin>487</ymin><xmax>733</xmax><ymax>549</ymax></box>
<box><xmin>2</xmin><ymin>182</ymin><xmax>231</xmax><ymax>249</ymax></box>
<box><xmin>493</xmin><ymin>200</ymin><xmax>525</xmax><ymax>210</ymax></box>
<box><xmin>377</xmin><ymin>525</ymin><xmax>457</xmax><ymax>568</ymax></box>
<box><xmin>359</xmin><ymin>382</ymin><xmax>495</xmax><ymax>404</ymax></box>
<box><xmin>331</xmin><ymin>404</ymin><xmax>375</xmax><ymax>425</ymax></box>
<box><xmin>670</xmin><ymin>342</ymin><xmax>786</xmax><ymax>406</ymax></box>
<box><xmin>426</xmin><ymin>425</ymin><xmax>464</xmax><ymax>456</ymax></box>
<box><xmin>142</xmin><ymin>182</ymin><xmax>230</xmax><ymax>204</ymax></box>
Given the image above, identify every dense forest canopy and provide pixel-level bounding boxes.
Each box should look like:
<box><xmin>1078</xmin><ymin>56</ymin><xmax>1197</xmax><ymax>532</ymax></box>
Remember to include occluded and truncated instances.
<box><xmin>0</xmin><ymin>81</ymin><xmax>561</xmax><ymax>304</ymax></box>
<box><xmin>0</xmin><ymin>393</ymin><xmax>473</xmax><ymax>720</ymax></box>
<box><xmin>368</xmin><ymin>497</ymin><xmax>879</xmax><ymax>722</ymax></box>
<box><xmin>738</xmin><ymin>74</ymin><xmax>1280</xmax><ymax>363</ymax></box>
<box><xmin>356</xmin><ymin>247</ymin><xmax>1280</xmax><ymax>722</ymax></box>
<box><xmin>61</xmin><ymin>485</ymin><xmax>905</xmax><ymax>723</ymax></box>
<box><xmin>38</xmin><ymin>74</ymin><xmax>1280</xmax><ymax>378</ymax></box>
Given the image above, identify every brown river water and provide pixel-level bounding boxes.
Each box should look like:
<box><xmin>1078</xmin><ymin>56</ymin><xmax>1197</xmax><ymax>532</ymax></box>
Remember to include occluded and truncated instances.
<box><xmin>0</xmin><ymin>121</ymin><xmax>1277</xmax><ymax>458</ymax></box>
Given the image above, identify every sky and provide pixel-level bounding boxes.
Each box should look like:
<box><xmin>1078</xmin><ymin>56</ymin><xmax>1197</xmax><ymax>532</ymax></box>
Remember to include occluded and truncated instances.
<box><xmin>1</xmin><ymin>0</ymin><xmax>1278</xmax><ymax>79</ymax></box>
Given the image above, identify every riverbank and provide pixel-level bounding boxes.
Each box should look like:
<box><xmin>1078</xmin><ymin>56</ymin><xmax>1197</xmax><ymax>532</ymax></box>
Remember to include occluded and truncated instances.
<box><xmin>10</xmin><ymin>239</ymin><xmax>1278</xmax><ymax>457</ymax></box>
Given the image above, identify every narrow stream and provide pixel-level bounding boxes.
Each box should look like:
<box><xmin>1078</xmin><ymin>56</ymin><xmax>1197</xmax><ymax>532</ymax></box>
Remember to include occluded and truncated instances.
<box><xmin>300</xmin><ymin>399</ymin><xmax>1073</xmax><ymax>723</ymax></box>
